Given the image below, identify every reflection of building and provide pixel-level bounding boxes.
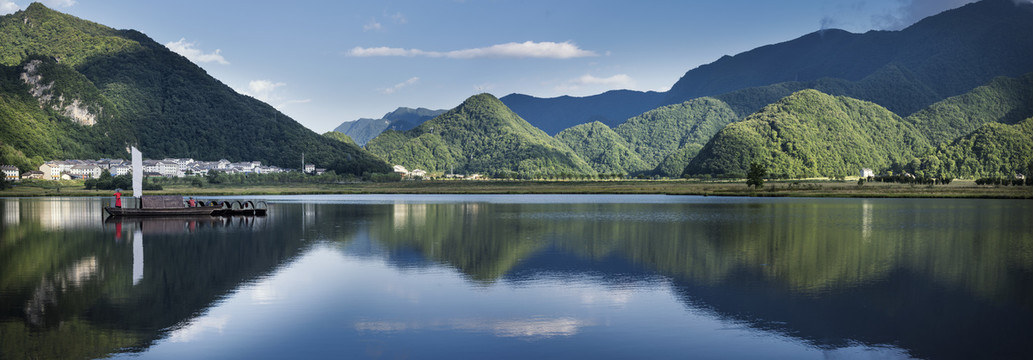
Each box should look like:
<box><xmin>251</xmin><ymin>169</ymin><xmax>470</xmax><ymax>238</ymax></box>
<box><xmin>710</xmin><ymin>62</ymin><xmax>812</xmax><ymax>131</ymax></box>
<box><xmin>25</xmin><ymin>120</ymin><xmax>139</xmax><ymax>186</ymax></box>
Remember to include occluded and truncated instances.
<box><xmin>393</xmin><ymin>203</ymin><xmax>427</xmax><ymax>229</ymax></box>
<box><xmin>3</xmin><ymin>199</ymin><xmax>19</xmax><ymax>226</ymax></box>
<box><xmin>25</xmin><ymin>198</ymin><xmax>106</xmax><ymax>230</ymax></box>
<box><xmin>862</xmin><ymin>200</ymin><xmax>872</xmax><ymax>241</ymax></box>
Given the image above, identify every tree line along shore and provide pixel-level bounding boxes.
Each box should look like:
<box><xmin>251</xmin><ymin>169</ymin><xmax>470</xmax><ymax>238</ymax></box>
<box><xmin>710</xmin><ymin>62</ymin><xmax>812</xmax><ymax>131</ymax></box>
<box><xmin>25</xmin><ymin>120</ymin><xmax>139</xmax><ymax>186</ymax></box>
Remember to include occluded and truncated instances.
<box><xmin>3</xmin><ymin>178</ymin><xmax>1032</xmax><ymax>199</ymax></box>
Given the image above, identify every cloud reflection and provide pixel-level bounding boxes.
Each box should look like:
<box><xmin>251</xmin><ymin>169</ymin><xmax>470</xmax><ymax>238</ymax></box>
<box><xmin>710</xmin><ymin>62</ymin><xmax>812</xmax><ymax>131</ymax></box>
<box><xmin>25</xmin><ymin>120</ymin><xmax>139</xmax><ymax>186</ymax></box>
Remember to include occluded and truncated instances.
<box><xmin>168</xmin><ymin>315</ymin><xmax>230</xmax><ymax>343</ymax></box>
<box><xmin>354</xmin><ymin>317</ymin><xmax>590</xmax><ymax>338</ymax></box>
<box><xmin>823</xmin><ymin>344</ymin><xmax>916</xmax><ymax>359</ymax></box>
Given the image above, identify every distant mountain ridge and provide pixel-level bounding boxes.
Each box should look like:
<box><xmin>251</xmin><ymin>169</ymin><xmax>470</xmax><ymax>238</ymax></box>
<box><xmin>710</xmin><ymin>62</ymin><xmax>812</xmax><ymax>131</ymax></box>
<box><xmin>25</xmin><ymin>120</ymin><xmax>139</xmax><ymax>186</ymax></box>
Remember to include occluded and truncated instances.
<box><xmin>500</xmin><ymin>90</ymin><xmax>664</xmax><ymax>135</ymax></box>
<box><xmin>367</xmin><ymin>94</ymin><xmax>595</xmax><ymax>177</ymax></box>
<box><xmin>0</xmin><ymin>3</ymin><xmax>390</xmax><ymax>175</ymax></box>
<box><xmin>333</xmin><ymin>107</ymin><xmax>446</xmax><ymax>146</ymax></box>
<box><xmin>502</xmin><ymin>0</ymin><xmax>1033</xmax><ymax>133</ymax></box>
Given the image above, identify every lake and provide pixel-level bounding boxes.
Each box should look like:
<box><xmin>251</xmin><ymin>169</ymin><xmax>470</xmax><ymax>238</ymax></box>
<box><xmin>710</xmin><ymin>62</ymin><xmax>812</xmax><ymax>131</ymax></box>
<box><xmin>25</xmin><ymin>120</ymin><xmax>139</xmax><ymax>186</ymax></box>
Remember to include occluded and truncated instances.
<box><xmin>1</xmin><ymin>195</ymin><xmax>1031</xmax><ymax>359</ymax></box>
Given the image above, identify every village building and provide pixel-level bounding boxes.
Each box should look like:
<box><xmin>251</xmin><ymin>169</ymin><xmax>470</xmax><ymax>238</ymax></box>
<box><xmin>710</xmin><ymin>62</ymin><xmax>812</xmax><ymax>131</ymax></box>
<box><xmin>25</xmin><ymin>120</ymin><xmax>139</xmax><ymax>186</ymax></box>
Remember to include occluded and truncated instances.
<box><xmin>410</xmin><ymin>169</ymin><xmax>427</xmax><ymax>178</ymax></box>
<box><xmin>860</xmin><ymin>168</ymin><xmax>875</xmax><ymax>178</ymax></box>
<box><xmin>21</xmin><ymin>170</ymin><xmax>44</xmax><ymax>180</ymax></box>
<box><xmin>2</xmin><ymin>165</ymin><xmax>20</xmax><ymax>181</ymax></box>
<box><xmin>110</xmin><ymin>164</ymin><xmax>132</xmax><ymax>177</ymax></box>
<box><xmin>22</xmin><ymin>158</ymin><xmax>286</xmax><ymax>181</ymax></box>
<box><xmin>392</xmin><ymin>165</ymin><xmax>409</xmax><ymax>175</ymax></box>
<box><xmin>38</xmin><ymin>163</ymin><xmax>61</xmax><ymax>180</ymax></box>
<box><xmin>70</xmin><ymin>164</ymin><xmax>102</xmax><ymax>179</ymax></box>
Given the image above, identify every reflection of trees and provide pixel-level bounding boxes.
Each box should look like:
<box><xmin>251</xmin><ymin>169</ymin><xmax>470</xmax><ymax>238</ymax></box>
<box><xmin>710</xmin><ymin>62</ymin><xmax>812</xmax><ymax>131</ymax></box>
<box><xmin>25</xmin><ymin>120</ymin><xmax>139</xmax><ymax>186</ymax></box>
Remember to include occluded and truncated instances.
<box><xmin>374</xmin><ymin>200</ymin><xmax>1032</xmax><ymax>304</ymax></box>
<box><xmin>4</xmin><ymin>198</ymin><xmax>1030</xmax><ymax>359</ymax></box>
<box><xmin>372</xmin><ymin>203</ymin><xmax>548</xmax><ymax>282</ymax></box>
<box><xmin>371</xmin><ymin>199</ymin><xmax>1033</xmax><ymax>358</ymax></box>
<box><xmin>0</xmin><ymin>199</ymin><xmax>370</xmax><ymax>360</ymax></box>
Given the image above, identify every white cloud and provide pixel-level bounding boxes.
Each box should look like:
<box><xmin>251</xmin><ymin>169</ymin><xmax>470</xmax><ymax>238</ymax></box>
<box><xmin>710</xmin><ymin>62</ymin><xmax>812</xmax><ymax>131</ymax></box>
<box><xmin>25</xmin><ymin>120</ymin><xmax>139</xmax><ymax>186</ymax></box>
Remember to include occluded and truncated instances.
<box><xmin>473</xmin><ymin>83</ymin><xmax>496</xmax><ymax>92</ymax></box>
<box><xmin>247</xmin><ymin>80</ymin><xmax>286</xmax><ymax>101</ymax></box>
<box><xmin>381</xmin><ymin>77</ymin><xmax>420</xmax><ymax>94</ymax></box>
<box><xmin>164</xmin><ymin>38</ymin><xmax>230</xmax><ymax>65</ymax></box>
<box><xmin>278</xmin><ymin>99</ymin><xmax>312</xmax><ymax>109</ymax></box>
<box><xmin>42</xmin><ymin>0</ymin><xmax>77</xmax><ymax>7</ymax></box>
<box><xmin>573</xmin><ymin>74</ymin><xmax>634</xmax><ymax>86</ymax></box>
<box><xmin>41</xmin><ymin>0</ymin><xmax>75</xmax><ymax>7</ymax></box>
<box><xmin>347</xmin><ymin>41</ymin><xmax>598</xmax><ymax>59</ymax></box>
<box><xmin>390</xmin><ymin>12</ymin><xmax>407</xmax><ymax>24</ymax></box>
<box><xmin>239</xmin><ymin>80</ymin><xmax>311</xmax><ymax>109</ymax></box>
<box><xmin>363</xmin><ymin>18</ymin><xmax>382</xmax><ymax>32</ymax></box>
<box><xmin>555</xmin><ymin>73</ymin><xmax>635</xmax><ymax>93</ymax></box>
<box><xmin>0</xmin><ymin>1</ymin><xmax>20</xmax><ymax>14</ymax></box>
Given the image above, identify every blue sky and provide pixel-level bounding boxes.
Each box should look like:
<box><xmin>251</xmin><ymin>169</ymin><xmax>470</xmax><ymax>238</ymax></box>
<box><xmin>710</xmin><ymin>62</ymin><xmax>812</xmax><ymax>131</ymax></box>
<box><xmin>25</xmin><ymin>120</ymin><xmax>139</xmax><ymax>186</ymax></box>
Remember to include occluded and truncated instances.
<box><xmin>1</xmin><ymin>0</ymin><xmax>978</xmax><ymax>132</ymax></box>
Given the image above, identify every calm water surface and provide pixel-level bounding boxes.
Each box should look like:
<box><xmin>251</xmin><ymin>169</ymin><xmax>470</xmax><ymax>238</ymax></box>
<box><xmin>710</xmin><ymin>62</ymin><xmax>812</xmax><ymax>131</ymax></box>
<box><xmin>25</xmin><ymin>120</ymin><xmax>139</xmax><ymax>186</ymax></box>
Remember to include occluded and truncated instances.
<box><xmin>1</xmin><ymin>195</ymin><xmax>1031</xmax><ymax>359</ymax></box>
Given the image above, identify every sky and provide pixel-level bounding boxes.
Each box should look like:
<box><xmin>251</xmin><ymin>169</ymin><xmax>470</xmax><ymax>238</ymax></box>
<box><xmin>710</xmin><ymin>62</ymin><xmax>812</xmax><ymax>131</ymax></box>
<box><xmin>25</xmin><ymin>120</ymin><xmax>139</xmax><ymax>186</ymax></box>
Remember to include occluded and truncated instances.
<box><xmin>0</xmin><ymin>0</ymin><xmax>982</xmax><ymax>133</ymax></box>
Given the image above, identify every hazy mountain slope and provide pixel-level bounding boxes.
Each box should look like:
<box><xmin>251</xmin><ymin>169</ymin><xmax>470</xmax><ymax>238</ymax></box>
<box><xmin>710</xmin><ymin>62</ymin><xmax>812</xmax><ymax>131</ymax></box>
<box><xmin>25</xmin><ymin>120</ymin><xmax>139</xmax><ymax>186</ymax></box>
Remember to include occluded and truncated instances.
<box><xmin>500</xmin><ymin>90</ymin><xmax>665</xmax><ymax>135</ymax></box>
<box><xmin>334</xmin><ymin>118</ymin><xmax>389</xmax><ymax>147</ymax></box>
<box><xmin>333</xmin><ymin>107</ymin><xmax>445</xmax><ymax>146</ymax></box>
<box><xmin>367</xmin><ymin>94</ymin><xmax>596</xmax><ymax>177</ymax></box>
<box><xmin>555</xmin><ymin>122</ymin><xmax>650</xmax><ymax>175</ymax></box>
<box><xmin>0</xmin><ymin>3</ymin><xmax>389</xmax><ymax>175</ymax></box>
<box><xmin>684</xmin><ymin>90</ymin><xmax>931</xmax><ymax>178</ymax></box>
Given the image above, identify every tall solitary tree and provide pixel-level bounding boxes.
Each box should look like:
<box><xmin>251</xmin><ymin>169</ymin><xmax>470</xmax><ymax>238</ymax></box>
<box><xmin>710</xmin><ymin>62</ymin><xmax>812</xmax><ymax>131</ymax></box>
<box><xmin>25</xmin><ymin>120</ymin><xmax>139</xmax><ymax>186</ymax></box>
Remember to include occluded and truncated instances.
<box><xmin>746</xmin><ymin>162</ymin><xmax>766</xmax><ymax>189</ymax></box>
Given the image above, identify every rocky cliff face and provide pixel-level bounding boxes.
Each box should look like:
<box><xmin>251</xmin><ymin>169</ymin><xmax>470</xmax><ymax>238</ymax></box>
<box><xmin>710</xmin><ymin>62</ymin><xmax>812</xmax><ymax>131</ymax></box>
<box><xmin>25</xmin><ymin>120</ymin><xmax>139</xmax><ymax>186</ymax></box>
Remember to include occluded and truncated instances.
<box><xmin>20</xmin><ymin>59</ymin><xmax>100</xmax><ymax>126</ymax></box>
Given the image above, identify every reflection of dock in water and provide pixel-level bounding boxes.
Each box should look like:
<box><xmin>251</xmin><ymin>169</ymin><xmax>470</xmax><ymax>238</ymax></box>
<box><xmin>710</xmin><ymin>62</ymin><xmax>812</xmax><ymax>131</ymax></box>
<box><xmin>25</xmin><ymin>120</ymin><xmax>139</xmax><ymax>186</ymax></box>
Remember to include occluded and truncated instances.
<box><xmin>105</xmin><ymin>214</ymin><xmax>269</xmax><ymax>286</ymax></box>
<box><xmin>105</xmin><ymin>214</ymin><xmax>265</xmax><ymax>235</ymax></box>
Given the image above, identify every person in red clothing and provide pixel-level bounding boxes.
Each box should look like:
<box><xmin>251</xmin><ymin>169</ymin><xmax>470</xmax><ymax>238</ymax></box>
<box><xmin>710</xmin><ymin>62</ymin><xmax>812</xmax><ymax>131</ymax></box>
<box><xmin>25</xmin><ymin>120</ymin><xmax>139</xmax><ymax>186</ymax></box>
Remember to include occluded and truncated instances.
<box><xmin>114</xmin><ymin>189</ymin><xmax>122</xmax><ymax>208</ymax></box>
<box><xmin>188</xmin><ymin>197</ymin><xmax>196</xmax><ymax>207</ymax></box>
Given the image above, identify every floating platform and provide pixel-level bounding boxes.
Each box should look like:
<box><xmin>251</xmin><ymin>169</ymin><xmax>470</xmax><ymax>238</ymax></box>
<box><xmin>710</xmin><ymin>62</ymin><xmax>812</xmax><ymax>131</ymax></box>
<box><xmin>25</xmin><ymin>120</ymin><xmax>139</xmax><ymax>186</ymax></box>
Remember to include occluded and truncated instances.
<box><xmin>105</xmin><ymin>196</ymin><xmax>268</xmax><ymax>217</ymax></box>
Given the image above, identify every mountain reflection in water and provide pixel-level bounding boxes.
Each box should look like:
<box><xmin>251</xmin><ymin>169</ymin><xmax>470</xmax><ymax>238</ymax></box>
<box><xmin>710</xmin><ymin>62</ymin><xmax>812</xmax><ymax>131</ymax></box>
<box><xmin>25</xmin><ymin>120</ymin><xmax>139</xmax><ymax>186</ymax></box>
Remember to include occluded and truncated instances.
<box><xmin>1</xmin><ymin>196</ymin><xmax>1030</xmax><ymax>360</ymax></box>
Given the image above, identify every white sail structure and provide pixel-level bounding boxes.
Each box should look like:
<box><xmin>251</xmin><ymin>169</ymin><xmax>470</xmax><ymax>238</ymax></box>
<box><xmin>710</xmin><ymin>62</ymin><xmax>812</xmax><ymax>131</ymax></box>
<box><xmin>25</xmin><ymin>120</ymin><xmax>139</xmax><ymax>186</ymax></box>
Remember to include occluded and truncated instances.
<box><xmin>132</xmin><ymin>146</ymin><xmax>143</xmax><ymax>198</ymax></box>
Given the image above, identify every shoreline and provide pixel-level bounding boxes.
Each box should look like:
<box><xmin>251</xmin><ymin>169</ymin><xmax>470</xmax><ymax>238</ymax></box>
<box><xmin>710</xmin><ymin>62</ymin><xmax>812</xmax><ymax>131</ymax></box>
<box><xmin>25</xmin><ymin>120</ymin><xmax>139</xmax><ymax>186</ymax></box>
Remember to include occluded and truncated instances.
<box><xmin>3</xmin><ymin>180</ymin><xmax>1032</xmax><ymax>199</ymax></box>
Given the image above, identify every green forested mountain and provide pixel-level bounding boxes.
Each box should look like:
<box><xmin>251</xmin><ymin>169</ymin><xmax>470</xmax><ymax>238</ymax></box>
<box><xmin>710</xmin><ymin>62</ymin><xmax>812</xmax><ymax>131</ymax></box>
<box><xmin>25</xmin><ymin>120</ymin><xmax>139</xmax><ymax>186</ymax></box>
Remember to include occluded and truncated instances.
<box><xmin>367</xmin><ymin>94</ymin><xmax>596</xmax><ymax>177</ymax></box>
<box><xmin>906</xmin><ymin>72</ymin><xmax>1033</xmax><ymax>146</ymax></box>
<box><xmin>0</xmin><ymin>56</ymin><xmax>134</xmax><ymax>170</ymax></box>
<box><xmin>322</xmin><ymin>131</ymin><xmax>357</xmax><ymax>146</ymax></box>
<box><xmin>0</xmin><ymin>3</ymin><xmax>389</xmax><ymax>175</ymax></box>
<box><xmin>684</xmin><ymin>90</ymin><xmax>931</xmax><ymax>178</ymax></box>
<box><xmin>911</xmin><ymin>118</ymin><xmax>1033</xmax><ymax>178</ymax></box>
<box><xmin>614</xmin><ymin>97</ymin><xmax>740</xmax><ymax>176</ymax></box>
<box><xmin>554</xmin><ymin>122</ymin><xmax>649</xmax><ymax>175</ymax></box>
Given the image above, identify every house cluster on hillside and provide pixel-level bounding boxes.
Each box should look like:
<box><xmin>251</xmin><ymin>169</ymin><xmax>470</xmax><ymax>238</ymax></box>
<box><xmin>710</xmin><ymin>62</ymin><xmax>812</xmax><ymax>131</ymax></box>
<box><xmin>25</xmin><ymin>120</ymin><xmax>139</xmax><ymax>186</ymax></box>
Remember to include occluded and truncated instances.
<box><xmin>2</xmin><ymin>158</ymin><xmax>289</xmax><ymax>181</ymax></box>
